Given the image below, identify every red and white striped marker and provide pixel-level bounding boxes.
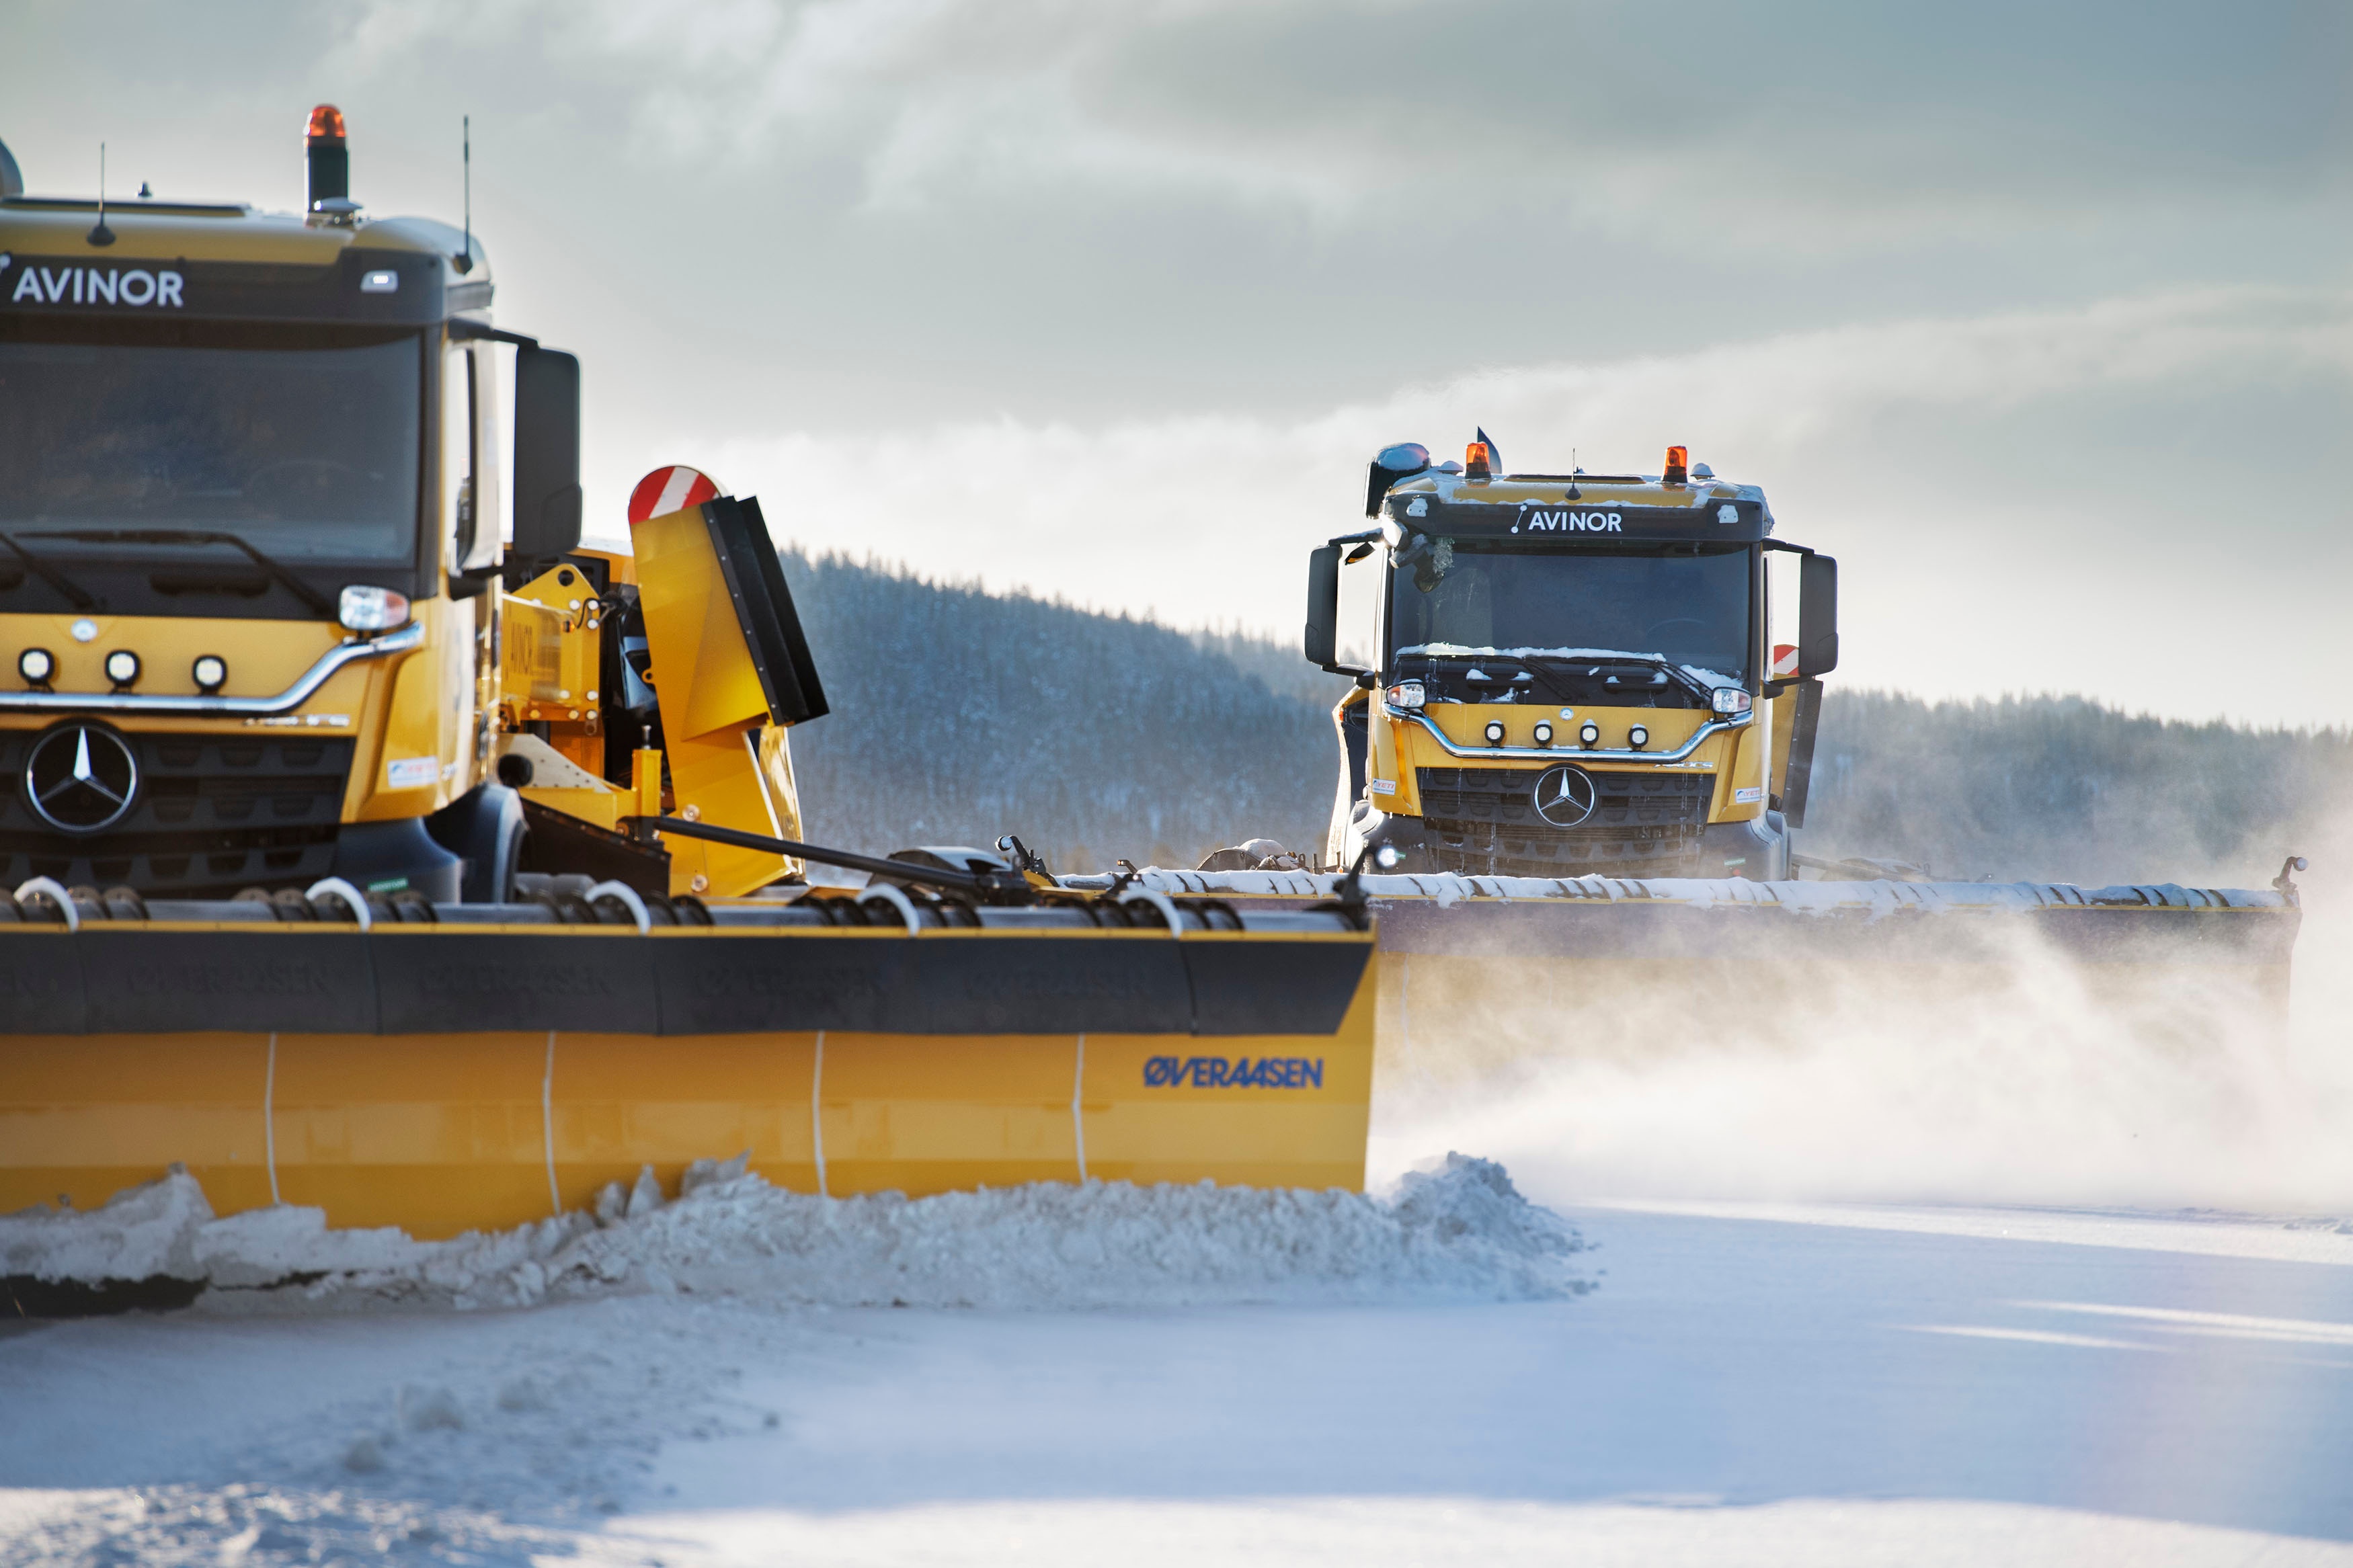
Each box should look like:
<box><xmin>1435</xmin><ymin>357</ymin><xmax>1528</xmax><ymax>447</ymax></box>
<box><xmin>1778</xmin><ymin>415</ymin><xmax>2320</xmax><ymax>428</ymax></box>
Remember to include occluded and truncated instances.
<box><xmin>627</xmin><ymin>465</ymin><xmax>722</xmax><ymax>526</ymax></box>
<box><xmin>1771</xmin><ymin>643</ymin><xmax>1800</xmax><ymax>679</ymax></box>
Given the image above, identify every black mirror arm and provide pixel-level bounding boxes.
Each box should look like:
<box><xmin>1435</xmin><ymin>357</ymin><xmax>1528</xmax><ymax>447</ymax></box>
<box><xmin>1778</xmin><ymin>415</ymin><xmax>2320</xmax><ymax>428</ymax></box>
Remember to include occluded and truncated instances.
<box><xmin>448</xmin><ymin>322</ymin><xmax>541</xmax><ymax>349</ymax></box>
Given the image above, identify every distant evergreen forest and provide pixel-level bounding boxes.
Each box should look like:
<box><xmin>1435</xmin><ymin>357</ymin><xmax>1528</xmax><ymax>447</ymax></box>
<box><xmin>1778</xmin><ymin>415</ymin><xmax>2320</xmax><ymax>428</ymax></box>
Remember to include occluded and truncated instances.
<box><xmin>779</xmin><ymin>551</ymin><xmax>2346</xmax><ymax>887</ymax></box>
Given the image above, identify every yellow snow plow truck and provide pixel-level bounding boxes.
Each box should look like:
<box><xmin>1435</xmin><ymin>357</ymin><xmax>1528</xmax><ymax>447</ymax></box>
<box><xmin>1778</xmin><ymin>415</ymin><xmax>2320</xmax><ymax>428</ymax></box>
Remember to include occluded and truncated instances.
<box><xmin>1149</xmin><ymin>434</ymin><xmax>2305</xmax><ymax>1059</ymax></box>
<box><xmin>0</xmin><ymin>110</ymin><xmax>1375</xmax><ymax>1249</ymax></box>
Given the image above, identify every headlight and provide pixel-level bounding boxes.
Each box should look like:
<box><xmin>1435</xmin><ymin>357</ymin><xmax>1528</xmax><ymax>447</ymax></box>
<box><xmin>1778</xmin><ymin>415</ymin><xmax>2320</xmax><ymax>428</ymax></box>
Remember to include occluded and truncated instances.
<box><xmin>1579</xmin><ymin>721</ymin><xmax>1599</xmax><ymax>747</ymax></box>
<box><xmin>1628</xmin><ymin>725</ymin><xmax>1649</xmax><ymax>749</ymax></box>
<box><xmin>1711</xmin><ymin>688</ymin><xmax>1754</xmax><ymax>716</ymax></box>
<box><xmin>1532</xmin><ymin>721</ymin><xmax>1553</xmax><ymax>746</ymax></box>
<box><xmin>339</xmin><ymin>585</ymin><xmax>411</xmax><ymax>632</ymax></box>
<box><xmin>192</xmin><ymin>655</ymin><xmax>228</xmax><ymax>692</ymax></box>
<box><xmin>17</xmin><ymin>647</ymin><xmax>54</xmax><ymax>686</ymax></box>
<box><xmin>1482</xmin><ymin>720</ymin><xmax>1506</xmax><ymax>745</ymax></box>
<box><xmin>104</xmin><ymin>650</ymin><xmax>141</xmax><ymax>688</ymax></box>
<box><xmin>1386</xmin><ymin>681</ymin><xmax>1425</xmax><ymax>709</ymax></box>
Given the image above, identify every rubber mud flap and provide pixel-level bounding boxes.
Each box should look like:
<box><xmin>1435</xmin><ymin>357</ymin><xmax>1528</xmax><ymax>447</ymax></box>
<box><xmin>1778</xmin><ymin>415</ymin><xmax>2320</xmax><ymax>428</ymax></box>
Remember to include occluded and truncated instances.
<box><xmin>79</xmin><ymin>928</ymin><xmax>378</xmax><ymax>1034</ymax></box>
<box><xmin>2026</xmin><ymin>907</ymin><xmax>2301</xmax><ymax>966</ymax></box>
<box><xmin>650</xmin><ymin>931</ymin><xmax>914</xmax><ymax>1034</ymax></box>
<box><xmin>2</xmin><ymin>1274</ymin><xmax>206</xmax><ymax>1319</ymax></box>
<box><xmin>1183</xmin><ymin>939</ymin><xmax>1370</xmax><ymax>1036</ymax></box>
<box><xmin>879</xmin><ymin>936</ymin><xmax>1193</xmax><ymax>1036</ymax></box>
<box><xmin>0</xmin><ymin>928</ymin><xmax>87</xmax><ymax>1030</ymax></box>
<box><xmin>648</xmin><ymin>932</ymin><xmax>1195</xmax><ymax>1036</ymax></box>
<box><xmin>370</xmin><ymin>929</ymin><xmax>661</xmax><ymax>1034</ymax></box>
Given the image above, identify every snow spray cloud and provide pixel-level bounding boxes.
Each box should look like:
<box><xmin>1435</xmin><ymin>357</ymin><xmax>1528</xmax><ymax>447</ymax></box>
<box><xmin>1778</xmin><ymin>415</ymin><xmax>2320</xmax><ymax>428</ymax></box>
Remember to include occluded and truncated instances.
<box><xmin>1367</xmin><ymin>848</ymin><xmax>2353</xmax><ymax>1214</ymax></box>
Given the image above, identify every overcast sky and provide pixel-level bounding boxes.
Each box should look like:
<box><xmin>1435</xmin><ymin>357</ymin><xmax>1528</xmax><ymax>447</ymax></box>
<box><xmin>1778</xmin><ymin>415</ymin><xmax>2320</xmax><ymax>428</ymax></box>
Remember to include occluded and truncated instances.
<box><xmin>7</xmin><ymin>1</ymin><xmax>2350</xmax><ymax>724</ymax></box>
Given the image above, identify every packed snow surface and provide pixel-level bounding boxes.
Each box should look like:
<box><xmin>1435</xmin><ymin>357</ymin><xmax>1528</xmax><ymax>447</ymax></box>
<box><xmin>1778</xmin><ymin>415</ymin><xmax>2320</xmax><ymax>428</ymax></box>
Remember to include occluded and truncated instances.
<box><xmin>1</xmin><ymin>1153</ymin><xmax>1591</xmax><ymax>1309</ymax></box>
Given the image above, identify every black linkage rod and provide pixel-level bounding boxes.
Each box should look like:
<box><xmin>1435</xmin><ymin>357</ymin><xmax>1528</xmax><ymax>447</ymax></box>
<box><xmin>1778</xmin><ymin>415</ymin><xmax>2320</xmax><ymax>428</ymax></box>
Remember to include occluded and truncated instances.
<box><xmin>652</xmin><ymin>815</ymin><xmax>1019</xmax><ymax>897</ymax></box>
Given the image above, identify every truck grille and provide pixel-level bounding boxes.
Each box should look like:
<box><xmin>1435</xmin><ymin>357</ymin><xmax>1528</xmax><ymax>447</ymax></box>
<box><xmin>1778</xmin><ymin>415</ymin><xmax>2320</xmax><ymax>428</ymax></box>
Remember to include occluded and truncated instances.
<box><xmin>0</xmin><ymin>730</ymin><xmax>353</xmax><ymax>897</ymax></box>
<box><xmin>1417</xmin><ymin>765</ymin><xmax>1715</xmax><ymax>878</ymax></box>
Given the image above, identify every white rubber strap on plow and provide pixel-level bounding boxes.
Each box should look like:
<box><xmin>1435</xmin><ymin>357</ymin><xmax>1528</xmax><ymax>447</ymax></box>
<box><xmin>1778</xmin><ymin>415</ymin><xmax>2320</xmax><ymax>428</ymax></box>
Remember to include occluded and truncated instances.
<box><xmin>1117</xmin><ymin>888</ymin><xmax>1185</xmax><ymax>935</ymax></box>
<box><xmin>305</xmin><ymin>876</ymin><xmax>372</xmax><ymax>931</ymax></box>
<box><xmin>585</xmin><ymin>880</ymin><xmax>651</xmax><ymax>934</ymax></box>
<box><xmin>858</xmin><ymin>883</ymin><xmax>924</xmax><ymax>932</ymax></box>
<box><xmin>543</xmin><ymin>1030</ymin><xmax>561</xmax><ymax>1216</ymax></box>
<box><xmin>811</xmin><ymin>1030</ymin><xmax>828</xmax><ymax>1198</ymax></box>
<box><xmin>1072</xmin><ymin>1034</ymin><xmax>1088</xmax><ymax>1184</ymax></box>
<box><xmin>15</xmin><ymin>876</ymin><xmax>78</xmax><ymax>931</ymax></box>
<box><xmin>264</xmin><ymin>1032</ymin><xmax>280</xmax><ymax>1206</ymax></box>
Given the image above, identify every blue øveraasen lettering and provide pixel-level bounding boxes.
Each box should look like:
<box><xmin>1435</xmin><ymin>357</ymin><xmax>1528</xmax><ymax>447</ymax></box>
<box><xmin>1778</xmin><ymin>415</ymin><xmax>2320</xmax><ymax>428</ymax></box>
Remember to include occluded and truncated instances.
<box><xmin>1143</xmin><ymin>1056</ymin><xmax>1325</xmax><ymax>1089</ymax></box>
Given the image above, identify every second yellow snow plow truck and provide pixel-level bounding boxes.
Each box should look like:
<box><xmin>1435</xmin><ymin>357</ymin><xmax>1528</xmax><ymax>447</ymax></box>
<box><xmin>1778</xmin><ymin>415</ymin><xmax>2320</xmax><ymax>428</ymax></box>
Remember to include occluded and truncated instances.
<box><xmin>1150</xmin><ymin>433</ymin><xmax>2305</xmax><ymax>1053</ymax></box>
<box><xmin>1315</xmin><ymin>434</ymin><xmax>1825</xmax><ymax>882</ymax></box>
<box><xmin>0</xmin><ymin>110</ymin><xmax>1375</xmax><ymax>1250</ymax></box>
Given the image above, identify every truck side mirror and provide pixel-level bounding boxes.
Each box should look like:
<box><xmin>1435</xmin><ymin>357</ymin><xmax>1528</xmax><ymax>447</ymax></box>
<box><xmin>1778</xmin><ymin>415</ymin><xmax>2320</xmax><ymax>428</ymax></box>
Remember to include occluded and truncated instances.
<box><xmin>1305</xmin><ymin>544</ymin><xmax>1341</xmax><ymax>669</ymax></box>
<box><xmin>1798</xmin><ymin>553</ymin><xmax>1838</xmax><ymax>677</ymax></box>
<box><xmin>511</xmin><ymin>346</ymin><xmax>582</xmax><ymax>569</ymax></box>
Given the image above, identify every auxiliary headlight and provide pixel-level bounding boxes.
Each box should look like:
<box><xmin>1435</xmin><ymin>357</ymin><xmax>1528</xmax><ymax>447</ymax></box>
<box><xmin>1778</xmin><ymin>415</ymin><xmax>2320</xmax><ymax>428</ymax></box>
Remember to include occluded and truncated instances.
<box><xmin>1711</xmin><ymin>688</ymin><xmax>1755</xmax><ymax>716</ymax></box>
<box><xmin>1482</xmin><ymin>719</ymin><xmax>1507</xmax><ymax>745</ymax></box>
<box><xmin>18</xmin><ymin>647</ymin><xmax>55</xmax><ymax>686</ymax></box>
<box><xmin>104</xmin><ymin>650</ymin><xmax>141</xmax><ymax>688</ymax></box>
<box><xmin>192</xmin><ymin>655</ymin><xmax>228</xmax><ymax>693</ymax></box>
<box><xmin>1386</xmin><ymin>681</ymin><xmax>1425</xmax><ymax>709</ymax></box>
<box><xmin>339</xmin><ymin>585</ymin><xmax>411</xmax><ymax>632</ymax></box>
<box><xmin>1532</xmin><ymin>721</ymin><xmax>1554</xmax><ymax>746</ymax></box>
<box><xmin>1578</xmin><ymin>721</ymin><xmax>1600</xmax><ymax>747</ymax></box>
<box><xmin>1628</xmin><ymin>725</ymin><xmax>1650</xmax><ymax>749</ymax></box>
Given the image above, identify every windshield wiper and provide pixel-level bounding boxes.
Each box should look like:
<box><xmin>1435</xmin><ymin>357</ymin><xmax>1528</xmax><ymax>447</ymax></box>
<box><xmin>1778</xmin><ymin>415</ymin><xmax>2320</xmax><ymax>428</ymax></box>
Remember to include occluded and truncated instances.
<box><xmin>1490</xmin><ymin>655</ymin><xmax>1588</xmax><ymax>706</ymax></box>
<box><xmin>22</xmin><ymin>530</ymin><xmax>335</xmax><ymax>617</ymax></box>
<box><xmin>0</xmin><ymin>531</ymin><xmax>102</xmax><ymax>610</ymax></box>
<box><xmin>1512</xmin><ymin>651</ymin><xmax>1723</xmax><ymax>708</ymax></box>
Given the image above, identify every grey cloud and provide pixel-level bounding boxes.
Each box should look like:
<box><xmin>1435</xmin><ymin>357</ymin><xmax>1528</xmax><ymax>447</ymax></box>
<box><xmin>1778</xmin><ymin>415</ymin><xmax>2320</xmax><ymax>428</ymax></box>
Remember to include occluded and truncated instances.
<box><xmin>6</xmin><ymin>1</ymin><xmax>2349</xmax><ymax>729</ymax></box>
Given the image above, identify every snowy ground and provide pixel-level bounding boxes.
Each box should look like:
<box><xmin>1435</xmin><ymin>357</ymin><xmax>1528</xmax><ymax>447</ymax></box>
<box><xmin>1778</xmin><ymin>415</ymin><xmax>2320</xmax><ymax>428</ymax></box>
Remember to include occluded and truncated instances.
<box><xmin>4</xmin><ymin>1195</ymin><xmax>2351</xmax><ymax>1565</ymax></box>
<box><xmin>7</xmin><ymin>889</ymin><xmax>2352</xmax><ymax>1565</ymax></box>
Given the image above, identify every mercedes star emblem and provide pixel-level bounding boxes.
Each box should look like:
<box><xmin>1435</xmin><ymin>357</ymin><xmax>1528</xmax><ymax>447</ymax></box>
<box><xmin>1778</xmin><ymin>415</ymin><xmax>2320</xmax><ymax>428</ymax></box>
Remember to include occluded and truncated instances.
<box><xmin>26</xmin><ymin>723</ymin><xmax>140</xmax><ymax>833</ymax></box>
<box><xmin>1531</xmin><ymin>763</ymin><xmax>1599</xmax><ymax>829</ymax></box>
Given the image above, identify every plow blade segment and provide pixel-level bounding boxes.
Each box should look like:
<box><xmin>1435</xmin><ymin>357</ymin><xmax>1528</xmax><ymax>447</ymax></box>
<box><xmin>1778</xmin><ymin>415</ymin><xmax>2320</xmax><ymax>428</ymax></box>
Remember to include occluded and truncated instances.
<box><xmin>1095</xmin><ymin>870</ymin><xmax>2303</xmax><ymax>1068</ymax></box>
<box><xmin>0</xmin><ymin>913</ymin><xmax>1375</xmax><ymax>1239</ymax></box>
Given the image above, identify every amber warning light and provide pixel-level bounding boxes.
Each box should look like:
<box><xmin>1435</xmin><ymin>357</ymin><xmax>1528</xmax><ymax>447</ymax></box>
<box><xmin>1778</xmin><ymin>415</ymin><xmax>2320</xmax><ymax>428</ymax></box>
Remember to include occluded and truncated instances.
<box><xmin>1464</xmin><ymin>441</ymin><xmax>1493</xmax><ymax>480</ymax></box>
<box><xmin>305</xmin><ymin>104</ymin><xmax>350</xmax><ymax>213</ymax></box>
<box><xmin>1663</xmin><ymin>445</ymin><xmax>1689</xmax><ymax>485</ymax></box>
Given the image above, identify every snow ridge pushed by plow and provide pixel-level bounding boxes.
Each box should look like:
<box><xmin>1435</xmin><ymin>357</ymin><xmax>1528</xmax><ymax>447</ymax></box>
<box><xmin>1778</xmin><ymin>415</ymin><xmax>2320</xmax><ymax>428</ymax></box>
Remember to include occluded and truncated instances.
<box><xmin>3</xmin><ymin>1153</ymin><xmax>1589</xmax><ymax>1313</ymax></box>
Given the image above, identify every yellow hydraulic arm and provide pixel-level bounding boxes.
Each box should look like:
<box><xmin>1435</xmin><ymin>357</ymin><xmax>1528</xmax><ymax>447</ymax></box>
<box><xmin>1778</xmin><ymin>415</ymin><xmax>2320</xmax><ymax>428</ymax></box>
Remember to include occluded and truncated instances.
<box><xmin>629</xmin><ymin>493</ymin><xmax>830</xmax><ymax>895</ymax></box>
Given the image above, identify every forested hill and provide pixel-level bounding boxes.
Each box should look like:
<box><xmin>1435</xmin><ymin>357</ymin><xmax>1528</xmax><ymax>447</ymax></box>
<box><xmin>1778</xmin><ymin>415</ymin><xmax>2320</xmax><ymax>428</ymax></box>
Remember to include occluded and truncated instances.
<box><xmin>777</xmin><ymin>550</ymin><xmax>2346</xmax><ymax>886</ymax></box>
<box><xmin>779</xmin><ymin>551</ymin><xmax>1346</xmax><ymax>872</ymax></box>
<box><xmin>1796</xmin><ymin>692</ymin><xmax>2347</xmax><ymax>886</ymax></box>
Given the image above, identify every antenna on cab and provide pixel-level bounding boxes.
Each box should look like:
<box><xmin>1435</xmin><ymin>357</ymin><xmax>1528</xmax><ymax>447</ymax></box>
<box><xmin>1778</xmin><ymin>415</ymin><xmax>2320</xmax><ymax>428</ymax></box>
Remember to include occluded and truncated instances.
<box><xmin>452</xmin><ymin>116</ymin><xmax>474</xmax><ymax>275</ymax></box>
<box><xmin>87</xmin><ymin>142</ymin><xmax>116</xmax><ymax>247</ymax></box>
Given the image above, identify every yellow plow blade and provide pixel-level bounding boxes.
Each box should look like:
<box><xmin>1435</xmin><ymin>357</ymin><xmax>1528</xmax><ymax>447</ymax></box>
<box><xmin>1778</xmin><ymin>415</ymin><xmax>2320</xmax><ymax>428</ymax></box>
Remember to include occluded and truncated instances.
<box><xmin>0</xmin><ymin>907</ymin><xmax>1374</xmax><ymax>1239</ymax></box>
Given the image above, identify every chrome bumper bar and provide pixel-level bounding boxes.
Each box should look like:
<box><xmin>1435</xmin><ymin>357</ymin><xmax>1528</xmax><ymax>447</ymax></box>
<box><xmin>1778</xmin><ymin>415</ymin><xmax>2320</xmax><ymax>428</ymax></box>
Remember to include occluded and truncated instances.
<box><xmin>0</xmin><ymin>620</ymin><xmax>424</xmax><ymax>716</ymax></box>
<box><xmin>1389</xmin><ymin>703</ymin><xmax>1746</xmax><ymax>765</ymax></box>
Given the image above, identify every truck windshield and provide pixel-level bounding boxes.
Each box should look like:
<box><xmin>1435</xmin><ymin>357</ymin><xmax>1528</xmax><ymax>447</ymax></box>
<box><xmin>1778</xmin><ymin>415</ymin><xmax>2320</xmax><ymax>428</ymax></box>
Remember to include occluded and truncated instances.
<box><xmin>0</xmin><ymin>329</ymin><xmax>422</xmax><ymax>563</ymax></box>
<box><xmin>1388</xmin><ymin>540</ymin><xmax>1753</xmax><ymax>682</ymax></box>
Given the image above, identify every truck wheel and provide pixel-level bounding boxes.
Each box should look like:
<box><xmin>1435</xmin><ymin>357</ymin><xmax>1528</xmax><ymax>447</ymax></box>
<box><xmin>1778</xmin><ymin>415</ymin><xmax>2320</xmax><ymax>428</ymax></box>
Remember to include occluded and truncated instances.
<box><xmin>425</xmin><ymin>784</ymin><xmax>528</xmax><ymax>903</ymax></box>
